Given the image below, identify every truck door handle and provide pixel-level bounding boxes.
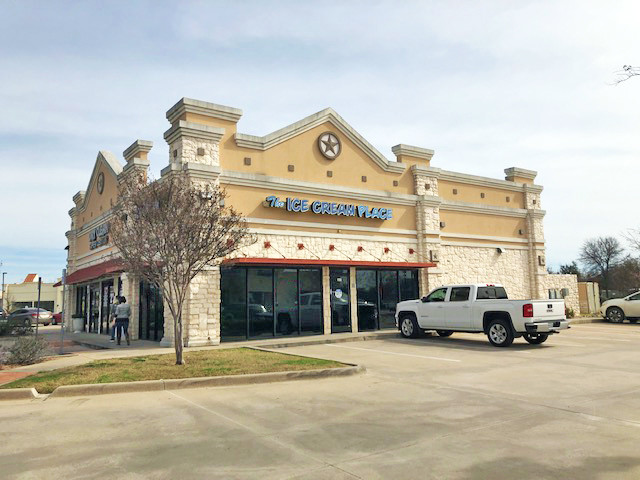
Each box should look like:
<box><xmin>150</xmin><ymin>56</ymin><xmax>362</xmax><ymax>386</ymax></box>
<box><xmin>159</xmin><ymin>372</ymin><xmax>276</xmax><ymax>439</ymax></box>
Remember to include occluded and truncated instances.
<box><xmin>462</xmin><ymin>305</ymin><xmax>470</xmax><ymax>309</ymax></box>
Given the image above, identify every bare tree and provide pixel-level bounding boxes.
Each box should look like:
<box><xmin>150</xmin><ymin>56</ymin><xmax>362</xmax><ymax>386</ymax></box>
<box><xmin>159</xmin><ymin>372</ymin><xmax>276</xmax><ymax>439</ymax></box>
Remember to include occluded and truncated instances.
<box><xmin>111</xmin><ymin>173</ymin><xmax>251</xmax><ymax>364</ymax></box>
<box><xmin>613</xmin><ymin>65</ymin><xmax>640</xmax><ymax>84</ymax></box>
<box><xmin>579</xmin><ymin>236</ymin><xmax>624</xmax><ymax>298</ymax></box>
<box><xmin>623</xmin><ymin>228</ymin><xmax>640</xmax><ymax>255</ymax></box>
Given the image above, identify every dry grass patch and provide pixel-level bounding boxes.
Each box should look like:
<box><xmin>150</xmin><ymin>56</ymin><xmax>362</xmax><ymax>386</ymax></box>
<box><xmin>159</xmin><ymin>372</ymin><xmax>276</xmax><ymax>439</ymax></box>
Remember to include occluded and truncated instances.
<box><xmin>0</xmin><ymin>348</ymin><xmax>344</xmax><ymax>394</ymax></box>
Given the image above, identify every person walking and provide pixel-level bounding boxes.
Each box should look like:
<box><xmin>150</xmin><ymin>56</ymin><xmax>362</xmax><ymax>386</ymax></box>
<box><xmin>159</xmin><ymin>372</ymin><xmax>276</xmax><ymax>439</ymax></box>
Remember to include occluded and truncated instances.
<box><xmin>114</xmin><ymin>296</ymin><xmax>131</xmax><ymax>346</ymax></box>
<box><xmin>109</xmin><ymin>296</ymin><xmax>119</xmax><ymax>343</ymax></box>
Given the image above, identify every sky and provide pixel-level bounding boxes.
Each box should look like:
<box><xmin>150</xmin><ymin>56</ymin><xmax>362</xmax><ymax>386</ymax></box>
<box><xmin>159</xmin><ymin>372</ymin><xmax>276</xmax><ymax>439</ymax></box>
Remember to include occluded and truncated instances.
<box><xmin>0</xmin><ymin>0</ymin><xmax>639</xmax><ymax>283</ymax></box>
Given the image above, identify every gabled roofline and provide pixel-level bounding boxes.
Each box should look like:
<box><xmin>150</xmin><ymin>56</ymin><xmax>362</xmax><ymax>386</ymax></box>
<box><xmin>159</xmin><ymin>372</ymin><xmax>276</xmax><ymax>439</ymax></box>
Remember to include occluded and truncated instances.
<box><xmin>75</xmin><ymin>151</ymin><xmax>123</xmax><ymax>214</ymax></box>
<box><xmin>234</xmin><ymin>107</ymin><xmax>406</xmax><ymax>174</ymax></box>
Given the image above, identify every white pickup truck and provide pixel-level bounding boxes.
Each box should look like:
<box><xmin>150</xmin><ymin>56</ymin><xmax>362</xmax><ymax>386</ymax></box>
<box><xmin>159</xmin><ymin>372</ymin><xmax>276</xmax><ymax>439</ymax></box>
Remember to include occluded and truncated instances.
<box><xmin>395</xmin><ymin>283</ymin><xmax>569</xmax><ymax>347</ymax></box>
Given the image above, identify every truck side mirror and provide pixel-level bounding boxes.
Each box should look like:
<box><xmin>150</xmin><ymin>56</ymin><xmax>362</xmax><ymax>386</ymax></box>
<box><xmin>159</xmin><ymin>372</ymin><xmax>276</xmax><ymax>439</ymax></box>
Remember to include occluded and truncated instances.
<box><xmin>421</xmin><ymin>296</ymin><xmax>429</xmax><ymax>303</ymax></box>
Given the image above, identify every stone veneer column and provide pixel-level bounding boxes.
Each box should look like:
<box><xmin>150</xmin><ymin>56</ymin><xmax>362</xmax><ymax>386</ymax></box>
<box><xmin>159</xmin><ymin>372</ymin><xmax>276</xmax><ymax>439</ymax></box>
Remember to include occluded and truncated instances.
<box><xmin>517</xmin><ymin>176</ymin><xmax>546</xmax><ymax>300</ymax></box>
<box><xmin>349</xmin><ymin>267</ymin><xmax>358</xmax><ymax>332</ymax></box>
<box><xmin>159</xmin><ymin>99</ymin><xmax>238</xmax><ymax>346</ymax></box>
<box><xmin>322</xmin><ymin>267</ymin><xmax>331</xmax><ymax>334</ymax></box>
<box><xmin>411</xmin><ymin>164</ymin><xmax>443</xmax><ymax>296</ymax></box>
<box><xmin>182</xmin><ymin>267</ymin><xmax>221</xmax><ymax>347</ymax></box>
<box><xmin>119</xmin><ymin>273</ymin><xmax>140</xmax><ymax>340</ymax></box>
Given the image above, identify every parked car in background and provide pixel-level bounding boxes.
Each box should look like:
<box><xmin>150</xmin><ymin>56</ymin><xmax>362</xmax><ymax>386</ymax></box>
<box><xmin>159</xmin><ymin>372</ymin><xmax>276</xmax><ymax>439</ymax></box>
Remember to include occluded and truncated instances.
<box><xmin>0</xmin><ymin>308</ymin><xmax>5</xmax><ymax>319</ymax></box>
<box><xmin>600</xmin><ymin>291</ymin><xmax>640</xmax><ymax>323</ymax></box>
<box><xmin>6</xmin><ymin>308</ymin><xmax>53</xmax><ymax>327</ymax></box>
<box><xmin>51</xmin><ymin>312</ymin><xmax>63</xmax><ymax>325</ymax></box>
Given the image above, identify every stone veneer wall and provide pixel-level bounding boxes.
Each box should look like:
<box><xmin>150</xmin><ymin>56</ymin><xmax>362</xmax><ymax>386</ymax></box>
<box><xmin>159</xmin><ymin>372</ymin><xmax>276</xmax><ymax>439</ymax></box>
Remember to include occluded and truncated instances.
<box><xmin>438</xmin><ymin>245</ymin><xmax>532</xmax><ymax>300</ymax></box>
<box><xmin>540</xmin><ymin>273</ymin><xmax>579</xmax><ymax>314</ymax></box>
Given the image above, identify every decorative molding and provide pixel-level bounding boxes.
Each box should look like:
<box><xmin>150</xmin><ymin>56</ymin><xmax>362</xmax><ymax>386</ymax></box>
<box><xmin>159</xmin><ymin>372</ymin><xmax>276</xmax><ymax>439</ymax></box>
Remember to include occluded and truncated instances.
<box><xmin>248</xmin><ymin>228</ymin><xmax>419</xmax><ymax>245</ymax></box>
<box><xmin>392</xmin><ymin>144</ymin><xmax>434</xmax><ymax>161</ymax></box>
<box><xmin>166</xmin><ymin>97</ymin><xmax>242</xmax><ymax>124</ymax></box>
<box><xmin>123</xmin><ymin>139</ymin><xmax>153</xmax><ymax>163</ymax></box>
<box><xmin>440</xmin><ymin>200</ymin><xmax>544</xmax><ymax>218</ymax></box>
<box><xmin>440</xmin><ymin>232</ymin><xmax>530</xmax><ymax>244</ymax></box>
<box><xmin>219</xmin><ymin>170</ymin><xmax>419</xmax><ymax>205</ymax></box>
<box><xmin>234</xmin><ymin>107</ymin><xmax>406</xmax><ymax>174</ymax></box>
<box><xmin>441</xmin><ymin>240</ymin><xmax>530</xmax><ymax>251</ymax></box>
<box><xmin>161</xmin><ymin>162</ymin><xmax>222</xmax><ymax>179</ymax></box>
<box><xmin>411</xmin><ymin>165</ymin><xmax>442</xmax><ymax>177</ymax></box>
<box><xmin>504</xmin><ymin>167</ymin><xmax>537</xmax><ymax>180</ymax></box>
<box><xmin>244</xmin><ymin>217</ymin><xmax>419</xmax><ymax>236</ymax></box>
<box><xmin>75</xmin><ymin>209</ymin><xmax>115</xmax><ymax>236</ymax></box>
<box><xmin>164</xmin><ymin>121</ymin><xmax>225</xmax><ymax>145</ymax></box>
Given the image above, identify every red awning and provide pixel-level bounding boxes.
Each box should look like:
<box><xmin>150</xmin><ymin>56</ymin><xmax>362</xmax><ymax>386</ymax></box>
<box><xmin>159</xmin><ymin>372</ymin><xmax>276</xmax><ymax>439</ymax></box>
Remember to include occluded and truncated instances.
<box><xmin>223</xmin><ymin>258</ymin><xmax>436</xmax><ymax>269</ymax></box>
<box><xmin>55</xmin><ymin>259</ymin><xmax>124</xmax><ymax>286</ymax></box>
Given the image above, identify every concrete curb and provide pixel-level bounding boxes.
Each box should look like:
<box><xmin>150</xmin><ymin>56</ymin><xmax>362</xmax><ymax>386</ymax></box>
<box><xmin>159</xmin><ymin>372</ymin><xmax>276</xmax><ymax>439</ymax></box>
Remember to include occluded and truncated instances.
<box><xmin>2</xmin><ymin>365</ymin><xmax>365</xmax><ymax>400</ymax></box>
<box><xmin>570</xmin><ymin>317</ymin><xmax>605</xmax><ymax>325</ymax></box>
<box><xmin>255</xmin><ymin>332</ymin><xmax>399</xmax><ymax>349</ymax></box>
<box><xmin>0</xmin><ymin>388</ymin><xmax>39</xmax><ymax>400</ymax></box>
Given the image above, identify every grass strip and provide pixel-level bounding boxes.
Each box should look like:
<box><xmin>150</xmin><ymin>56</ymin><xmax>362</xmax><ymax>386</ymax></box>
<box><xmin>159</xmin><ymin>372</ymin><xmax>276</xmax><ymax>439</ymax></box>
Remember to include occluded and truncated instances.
<box><xmin>0</xmin><ymin>348</ymin><xmax>344</xmax><ymax>394</ymax></box>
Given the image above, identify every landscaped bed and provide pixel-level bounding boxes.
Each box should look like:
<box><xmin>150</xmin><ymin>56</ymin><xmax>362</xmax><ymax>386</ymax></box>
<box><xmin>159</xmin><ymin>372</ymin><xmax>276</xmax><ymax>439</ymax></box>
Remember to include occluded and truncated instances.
<box><xmin>0</xmin><ymin>348</ymin><xmax>345</xmax><ymax>394</ymax></box>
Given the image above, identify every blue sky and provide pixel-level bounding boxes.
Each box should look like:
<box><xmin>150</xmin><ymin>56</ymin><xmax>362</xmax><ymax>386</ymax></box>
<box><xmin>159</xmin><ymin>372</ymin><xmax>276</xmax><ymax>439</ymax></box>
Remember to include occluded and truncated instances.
<box><xmin>1</xmin><ymin>0</ymin><xmax>639</xmax><ymax>283</ymax></box>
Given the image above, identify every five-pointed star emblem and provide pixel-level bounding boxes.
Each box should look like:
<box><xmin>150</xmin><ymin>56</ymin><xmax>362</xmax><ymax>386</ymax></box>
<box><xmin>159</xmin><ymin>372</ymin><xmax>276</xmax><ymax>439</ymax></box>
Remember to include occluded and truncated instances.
<box><xmin>318</xmin><ymin>133</ymin><xmax>341</xmax><ymax>159</ymax></box>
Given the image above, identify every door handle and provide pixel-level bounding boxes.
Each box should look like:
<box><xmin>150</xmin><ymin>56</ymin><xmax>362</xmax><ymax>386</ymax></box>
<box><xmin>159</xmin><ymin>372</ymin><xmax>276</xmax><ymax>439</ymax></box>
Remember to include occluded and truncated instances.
<box><xmin>462</xmin><ymin>305</ymin><xmax>470</xmax><ymax>309</ymax></box>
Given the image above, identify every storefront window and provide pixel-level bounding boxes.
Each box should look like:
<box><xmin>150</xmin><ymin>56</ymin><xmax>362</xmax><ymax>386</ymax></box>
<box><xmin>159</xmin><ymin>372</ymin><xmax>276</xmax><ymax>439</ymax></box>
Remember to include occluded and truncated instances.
<box><xmin>221</xmin><ymin>268</ymin><xmax>247</xmax><ymax>341</ymax></box>
<box><xmin>248</xmin><ymin>268</ymin><xmax>274</xmax><ymax>338</ymax></box>
<box><xmin>399</xmin><ymin>270</ymin><xmax>419</xmax><ymax>301</ymax></box>
<box><xmin>356</xmin><ymin>269</ymin><xmax>419</xmax><ymax>331</ymax></box>
<box><xmin>299</xmin><ymin>268</ymin><xmax>323</xmax><ymax>334</ymax></box>
<box><xmin>221</xmin><ymin>267</ymin><xmax>323</xmax><ymax>341</ymax></box>
<box><xmin>139</xmin><ymin>281</ymin><xmax>164</xmax><ymax>341</ymax></box>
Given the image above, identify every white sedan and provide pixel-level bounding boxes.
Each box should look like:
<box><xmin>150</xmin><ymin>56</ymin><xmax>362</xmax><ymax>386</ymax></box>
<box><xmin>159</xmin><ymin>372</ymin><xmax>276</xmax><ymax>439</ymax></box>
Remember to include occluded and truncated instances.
<box><xmin>600</xmin><ymin>291</ymin><xmax>640</xmax><ymax>323</ymax></box>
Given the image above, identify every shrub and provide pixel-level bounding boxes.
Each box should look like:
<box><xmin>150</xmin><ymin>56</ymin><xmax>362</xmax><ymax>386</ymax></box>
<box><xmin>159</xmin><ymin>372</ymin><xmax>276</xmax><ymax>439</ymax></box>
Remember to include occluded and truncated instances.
<box><xmin>5</xmin><ymin>336</ymin><xmax>50</xmax><ymax>365</ymax></box>
<box><xmin>565</xmin><ymin>307</ymin><xmax>575</xmax><ymax>319</ymax></box>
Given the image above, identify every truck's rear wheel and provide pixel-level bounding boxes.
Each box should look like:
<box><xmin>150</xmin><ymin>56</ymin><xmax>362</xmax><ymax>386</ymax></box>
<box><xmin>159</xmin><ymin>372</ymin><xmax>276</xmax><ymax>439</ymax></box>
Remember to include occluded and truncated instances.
<box><xmin>523</xmin><ymin>333</ymin><xmax>548</xmax><ymax>345</ymax></box>
<box><xmin>400</xmin><ymin>315</ymin><xmax>420</xmax><ymax>339</ymax></box>
<box><xmin>487</xmin><ymin>319</ymin><xmax>514</xmax><ymax>347</ymax></box>
<box><xmin>436</xmin><ymin>330</ymin><xmax>453</xmax><ymax>337</ymax></box>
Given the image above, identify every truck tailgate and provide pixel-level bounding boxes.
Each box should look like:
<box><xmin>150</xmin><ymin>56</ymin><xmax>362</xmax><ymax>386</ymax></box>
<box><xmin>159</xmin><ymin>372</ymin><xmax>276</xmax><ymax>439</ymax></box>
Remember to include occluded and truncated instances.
<box><xmin>531</xmin><ymin>300</ymin><xmax>565</xmax><ymax>319</ymax></box>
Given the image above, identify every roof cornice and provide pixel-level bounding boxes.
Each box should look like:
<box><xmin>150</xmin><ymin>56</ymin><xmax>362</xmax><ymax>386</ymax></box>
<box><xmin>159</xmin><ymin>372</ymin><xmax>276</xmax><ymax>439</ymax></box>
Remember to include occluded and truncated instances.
<box><xmin>166</xmin><ymin>97</ymin><xmax>243</xmax><ymax>124</ymax></box>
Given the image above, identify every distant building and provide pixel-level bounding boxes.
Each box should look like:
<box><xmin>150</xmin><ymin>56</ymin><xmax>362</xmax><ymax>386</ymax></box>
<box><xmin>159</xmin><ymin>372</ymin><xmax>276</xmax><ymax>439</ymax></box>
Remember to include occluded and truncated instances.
<box><xmin>4</xmin><ymin>274</ymin><xmax>63</xmax><ymax>313</ymax></box>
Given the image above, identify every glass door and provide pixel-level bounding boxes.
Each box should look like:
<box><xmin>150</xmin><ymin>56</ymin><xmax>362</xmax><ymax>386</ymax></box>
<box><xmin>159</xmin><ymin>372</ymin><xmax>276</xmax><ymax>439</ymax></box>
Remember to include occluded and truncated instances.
<box><xmin>100</xmin><ymin>280</ymin><xmax>114</xmax><ymax>335</ymax></box>
<box><xmin>330</xmin><ymin>268</ymin><xmax>351</xmax><ymax>333</ymax></box>
<box><xmin>275</xmin><ymin>269</ymin><xmax>299</xmax><ymax>336</ymax></box>
<box><xmin>356</xmin><ymin>270</ymin><xmax>378</xmax><ymax>331</ymax></box>
<box><xmin>379</xmin><ymin>270</ymin><xmax>399</xmax><ymax>329</ymax></box>
<box><xmin>88</xmin><ymin>284</ymin><xmax>100</xmax><ymax>333</ymax></box>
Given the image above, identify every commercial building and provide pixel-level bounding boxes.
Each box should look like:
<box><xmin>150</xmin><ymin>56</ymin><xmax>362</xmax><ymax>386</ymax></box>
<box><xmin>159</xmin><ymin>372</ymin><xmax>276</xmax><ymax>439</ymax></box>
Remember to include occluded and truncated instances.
<box><xmin>62</xmin><ymin>98</ymin><xmax>578</xmax><ymax>345</ymax></box>
<box><xmin>5</xmin><ymin>274</ymin><xmax>63</xmax><ymax>313</ymax></box>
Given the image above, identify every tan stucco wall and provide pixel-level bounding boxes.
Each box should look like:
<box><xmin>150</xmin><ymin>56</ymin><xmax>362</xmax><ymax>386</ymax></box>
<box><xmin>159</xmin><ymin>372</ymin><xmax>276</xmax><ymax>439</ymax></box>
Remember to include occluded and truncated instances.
<box><xmin>439</xmin><ymin>210</ymin><xmax>527</xmax><ymax>238</ymax></box>
<box><xmin>438</xmin><ymin>180</ymin><xmax>524</xmax><ymax>208</ymax></box>
<box><xmin>5</xmin><ymin>282</ymin><xmax>63</xmax><ymax>312</ymax></box>
<box><xmin>76</xmin><ymin>163</ymin><xmax>118</xmax><ymax>228</ymax></box>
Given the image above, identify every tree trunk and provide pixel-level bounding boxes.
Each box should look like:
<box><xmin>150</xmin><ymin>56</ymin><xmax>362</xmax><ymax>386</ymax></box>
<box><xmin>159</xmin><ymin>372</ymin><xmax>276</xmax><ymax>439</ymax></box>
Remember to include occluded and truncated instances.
<box><xmin>174</xmin><ymin>314</ymin><xmax>184</xmax><ymax>365</ymax></box>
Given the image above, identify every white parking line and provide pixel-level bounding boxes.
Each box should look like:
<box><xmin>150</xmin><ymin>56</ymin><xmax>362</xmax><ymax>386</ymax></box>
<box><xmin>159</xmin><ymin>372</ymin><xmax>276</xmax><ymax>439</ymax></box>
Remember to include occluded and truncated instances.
<box><xmin>326</xmin><ymin>344</ymin><xmax>461</xmax><ymax>362</ymax></box>
<box><xmin>566</xmin><ymin>335</ymin><xmax>631</xmax><ymax>342</ymax></box>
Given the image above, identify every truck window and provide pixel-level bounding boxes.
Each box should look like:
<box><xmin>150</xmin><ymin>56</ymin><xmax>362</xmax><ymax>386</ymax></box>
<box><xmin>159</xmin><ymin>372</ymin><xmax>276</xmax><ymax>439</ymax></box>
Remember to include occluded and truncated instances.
<box><xmin>476</xmin><ymin>287</ymin><xmax>508</xmax><ymax>300</ymax></box>
<box><xmin>426</xmin><ymin>288</ymin><xmax>447</xmax><ymax>302</ymax></box>
<box><xmin>449</xmin><ymin>287</ymin><xmax>470</xmax><ymax>302</ymax></box>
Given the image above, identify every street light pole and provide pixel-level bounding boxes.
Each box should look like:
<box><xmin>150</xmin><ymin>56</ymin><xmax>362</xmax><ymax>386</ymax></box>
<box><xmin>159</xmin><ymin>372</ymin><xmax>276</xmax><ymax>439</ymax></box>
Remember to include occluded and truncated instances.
<box><xmin>1</xmin><ymin>272</ymin><xmax>6</xmax><ymax>312</ymax></box>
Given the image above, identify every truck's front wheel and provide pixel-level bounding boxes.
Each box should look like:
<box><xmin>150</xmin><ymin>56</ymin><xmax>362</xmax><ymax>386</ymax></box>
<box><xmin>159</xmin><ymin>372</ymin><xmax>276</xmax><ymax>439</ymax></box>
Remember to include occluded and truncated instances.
<box><xmin>400</xmin><ymin>315</ymin><xmax>420</xmax><ymax>339</ymax></box>
<box><xmin>487</xmin><ymin>319</ymin><xmax>514</xmax><ymax>347</ymax></box>
<box><xmin>523</xmin><ymin>333</ymin><xmax>548</xmax><ymax>345</ymax></box>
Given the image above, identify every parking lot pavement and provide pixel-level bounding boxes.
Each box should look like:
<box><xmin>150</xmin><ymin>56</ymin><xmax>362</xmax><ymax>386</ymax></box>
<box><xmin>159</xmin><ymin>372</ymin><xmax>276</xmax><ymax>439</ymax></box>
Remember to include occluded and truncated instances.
<box><xmin>3</xmin><ymin>323</ymin><xmax>640</xmax><ymax>479</ymax></box>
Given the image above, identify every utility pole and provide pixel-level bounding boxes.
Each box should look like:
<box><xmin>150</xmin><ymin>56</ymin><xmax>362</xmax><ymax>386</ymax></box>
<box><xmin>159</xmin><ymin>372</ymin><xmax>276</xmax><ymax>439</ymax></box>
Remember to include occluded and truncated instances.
<box><xmin>35</xmin><ymin>277</ymin><xmax>42</xmax><ymax>338</ymax></box>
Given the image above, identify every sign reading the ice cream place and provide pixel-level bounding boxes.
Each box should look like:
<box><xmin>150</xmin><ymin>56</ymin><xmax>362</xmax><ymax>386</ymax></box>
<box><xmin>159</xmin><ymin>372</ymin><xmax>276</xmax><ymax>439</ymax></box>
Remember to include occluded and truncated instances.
<box><xmin>264</xmin><ymin>195</ymin><xmax>393</xmax><ymax>220</ymax></box>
